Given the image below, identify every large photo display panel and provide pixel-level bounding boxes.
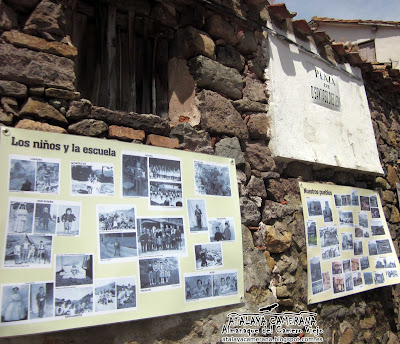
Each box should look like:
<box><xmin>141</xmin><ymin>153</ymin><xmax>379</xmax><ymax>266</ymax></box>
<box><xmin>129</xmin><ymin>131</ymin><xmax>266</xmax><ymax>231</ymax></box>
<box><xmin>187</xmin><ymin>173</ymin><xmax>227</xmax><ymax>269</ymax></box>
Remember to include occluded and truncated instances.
<box><xmin>0</xmin><ymin>127</ymin><xmax>244</xmax><ymax>337</ymax></box>
<box><xmin>300</xmin><ymin>182</ymin><xmax>400</xmax><ymax>304</ymax></box>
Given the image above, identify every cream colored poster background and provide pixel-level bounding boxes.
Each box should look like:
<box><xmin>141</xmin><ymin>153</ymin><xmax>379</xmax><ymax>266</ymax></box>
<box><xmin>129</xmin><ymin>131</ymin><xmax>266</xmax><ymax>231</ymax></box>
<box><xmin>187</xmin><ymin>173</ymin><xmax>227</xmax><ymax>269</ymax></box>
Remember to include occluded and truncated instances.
<box><xmin>0</xmin><ymin>126</ymin><xmax>244</xmax><ymax>337</ymax></box>
<box><xmin>300</xmin><ymin>182</ymin><xmax>400</xmax><ymax>304</ymax></box>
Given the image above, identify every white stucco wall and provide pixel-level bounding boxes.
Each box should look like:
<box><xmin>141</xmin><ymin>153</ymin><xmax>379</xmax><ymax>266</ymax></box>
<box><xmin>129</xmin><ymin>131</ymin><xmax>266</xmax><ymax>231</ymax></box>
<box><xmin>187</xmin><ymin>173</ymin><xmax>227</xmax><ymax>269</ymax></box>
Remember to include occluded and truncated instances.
<box><xmin>267</xmin><ymin>33</ymin><xmax>383</xmax><ymax>174</ymax></box>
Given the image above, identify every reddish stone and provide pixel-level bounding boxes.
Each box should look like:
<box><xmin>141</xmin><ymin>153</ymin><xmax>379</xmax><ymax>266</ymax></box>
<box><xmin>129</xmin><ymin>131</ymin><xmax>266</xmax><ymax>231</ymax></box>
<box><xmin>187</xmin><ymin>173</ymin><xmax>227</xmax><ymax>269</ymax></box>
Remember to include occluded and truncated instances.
<box><xmin>108</xmin><ymin>125</ymin><xmax>145</xmax><ymax>142</ymax></box>
<box><xmin>15</xmin><ymin>119</ymin><xmax>67</xmax><ymax>134</ymax></box>
<box><xmin>146</xmin><ymin>134</ymin><xmax>179</xmax><ymax>149</ymax></box>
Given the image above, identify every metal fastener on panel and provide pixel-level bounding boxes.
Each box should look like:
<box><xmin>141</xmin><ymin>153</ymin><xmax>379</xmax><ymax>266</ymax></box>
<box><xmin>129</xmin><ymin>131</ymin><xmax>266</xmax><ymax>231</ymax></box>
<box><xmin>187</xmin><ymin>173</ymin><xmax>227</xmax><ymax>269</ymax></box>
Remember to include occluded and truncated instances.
<box><xmin>2</xmin><ymin>127</ymin><xmax>10</xmax><ymax>136</ymax></box>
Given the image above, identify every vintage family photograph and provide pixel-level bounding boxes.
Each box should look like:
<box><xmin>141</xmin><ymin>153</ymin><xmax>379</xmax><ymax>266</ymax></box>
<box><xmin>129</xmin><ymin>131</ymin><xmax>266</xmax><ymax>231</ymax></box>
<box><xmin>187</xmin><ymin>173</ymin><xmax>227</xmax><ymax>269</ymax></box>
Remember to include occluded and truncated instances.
<box><xmin>29</xmin><ymin>282</ymin><xmax>53</xmax><ymax>320</ymax></box>
<box><xmin>149</xmin><ymin>181</ymin><xmax>183</xmax><ymax>207</ymax></box>
<box><xmin>208</xmin><ymin>218</ymin><xmax>235</xmax><ymax>242</ymax></box>
<box><xmin>56</xmin><ymin>204</ymin><xmax>81</xmax><ymax>236</ymax></box>
<box><xmin>94</xmin><ymin>280</ymin><xmax>116</xmax><ymax>312</ymax></box>
<box><xmin>194</xmin><ymin>243</ymin><xmax>223</xmax><ymax>270</ymax></box>
<box><xmin>187</xmin><ymin>199</ymin><xmax>208</xmax><ymax>233</ymax></box>
<box><xmin>97</xmin><ymin>205</ymin><xmax>136</xmax><ymax>231</ymax></box>
<box><xmin>55</xmin><ymin>286</ymin><xmax>93</xmax><ymax>317</ymax></box>
<box><xmin>1</xmin><ymin>284</ymin><xmax>29</xmax><ymax>322</ymax></box>
<box><xmin>149</xmin><ymin>157</ymin><xmax>181</xmax><ymax>182</ymax></box>
<box><xmin>122</xmin><ymin>154</ymin><xmax>148</xmax><ymax>197</ymax></box>
<box><xmin>185</xmin><ymin>274</ymin><xmax>213</xmax><ymax>301</ymax></box>
<box><xmin>116</xmin><ymin>277</ymin><xmax>136</xmax><ymax>309</ymax></box>
<box><xmin>7</xmin><ymin>200</ymin><xmax>35</xmax><ymax>234</ymax></box>
<box><xmin>99</xmin><ymin>233</ymin><xmax>137</xmax><ymax>260</ymax></box>
<box><xmin>55</xmin><ymin>254</ymin><xmax>93</xmax><ymax>287</ymax></box>
<box><xmin>213</xmin><ymin>272</ymin><xmax>238</xmax><ymax>297</ymax></box>
<box><xmin>194</xmin><ymin>161</ymin><xmax>232</xmax><ymax>197</ymax></box>
<box><xmin>71</xmin><ymin>162</ymin><xmax>114</xmax><ymax>196</ymax></box>
<box><xmin>139</xmin><ymin>257</ymin><xmax>180</xmax><ymax>290</ymax></box>
<box><xmin>34</xmin><ymin>203</ymin><xmax>57</xmax><ymax>235</ymax></box>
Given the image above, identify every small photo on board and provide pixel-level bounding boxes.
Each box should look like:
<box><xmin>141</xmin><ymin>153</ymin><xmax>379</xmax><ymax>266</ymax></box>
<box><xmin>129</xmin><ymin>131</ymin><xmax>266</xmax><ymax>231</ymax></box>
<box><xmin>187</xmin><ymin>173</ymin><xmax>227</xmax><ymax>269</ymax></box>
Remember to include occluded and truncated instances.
<box><xmin>322</xmin><ymin>199</ymin><xmax>333</xmax><ymax>223</ymax></box>
<box><xmin>345</xmin><ymin>272</ymin><xmax>353</xmax><ymax>291</ymax></box>
<box><xmin>386</xmin><ymin>257</ymin><xmax>397</xmax><ymax>269</ymax></box>
<box><xmin>194</xmin><ymin>160</ymin><xmax>232</xmax><ymax>197</ymax></box>
<box><xmin>355</xmin><ymin>226</ymin><xmax>364</xmax><ymax>238</ymax></box>
<box><xmin>319</xmin><ymin>226</ymin><xmax>339</xmax><ymax>248</ymax></box>
<box><xmin>35</xmin><ymin>161</ymin><xmax>60</xmax><ymax>194</ymax></box>
<box><xmin>208</xmin><ymin>218</ymin><xmax>235</xmax><ymax>242</ymax></box>
<box><xmin>312</xmin><ymin>280</ymin><xmax>324</xmax><ymax>295</ymax></box>
<box><xmin>371</xmin><ymin>208</ymin><xmax>380</xmax><ymax>219</ymax></box>
<box><xmin>1</xmin><ymin>284</ymin><xmax>29</xmax><ymax>322</ymax></box>
<box><xmin>331</xmin><ymin>261</ymin><xmax>343</xmax><ymax>275</ymax></box>
<box><xmin>194</xmin><ymin>243</ymin><xmax>223</xmax><ymax>270</ymax></box>
<box><xmin>342</xmin><ymin>259</ymin><xmax>351</xmax><ymax>273</ymax></box>
<box><xmin>306</xmin><ymin>220</ymin><xmax>317</xmax><ymax>247</ymax></box>
<box><xmin>353</xmin><ymin>241</ymin><xmax>363</xmax><ymax>255</ymax></box>
<box><xmin>7</xmin><ymin>200</ymin><xmax>35</xmax><ymax>234</ymax></box>
<box><xmin>149</xmin><ymin>157</ymin><xmax>181</xmax><ymax>182</ymax></box>
<box><xmin>341</xmin><ymin>195</ymin><xmax>351</xmax><ymax>206</ymax></box>
<box><xmin>97</xmin><ymin>204</ymin><xmax>136</xmax><ymax>231</ymax></box>
<box><xmin>334</xmin><ymin>195</ymin><xmax>342</xmax><ymax>207</ymax></box>
<box><xmin>338</xmin><ymin>211</ymin><xmax>354</xmax><ymax>227</ymax></box>
<box><xmin>360</xmin><ymin>196</ymin><xmax>370</xmax><ymax>211</ymax></box>
<box><xmin>333</xmin><ymin>275</ymin><xmax>345</xmax><ymax>294</ymax></box>
<box><xmin>374</xmin><ymin>257</ymin><xmax>386</xmax><ymax>269</ymax></box>
<box><xmin>351</xmin><ymin>190</ymin><xmax>359</xmax><ymax>206</ymax></box>
<box><xmin>34</xmin><ymin>203</ymin><xmax>57</xmax><ymax>235</ymax></box>
<box><xmin>4</xmin><ymin>234</ymin><xmax>52</xmax><ymax>267</ymax></box>
<box><xmin>185</xmin><ymin>274</ymin><xmax>212</xmax><ymax>301</ymax></box>
<box><xmin>376</xmin><ymin>239</ymin><xmax>392</xmax><ymax>254</ymax></box>
<box><xmin>370</xmin><ymin>195</ymin><xmax>378</xmax><ymax>208</ymax></box>
<box><xmin>322</xmin><ymin>271</ymin><xmax>331</xmax><ymax>291</ymax></box>
<box><xmin>55</xmin><ymin>254</ymin><xmax>93</xmax><ymax>287</ymax></box>
<box><xmin>321</xmin><ymin>245</ymin><xmax>340</xmax><ymax>260</ymax></box>
<box><xmin>29</xmin><ymin>282</ymin><xmax>53</xmax><ymax>319</ymax></box>
<box><xmin>310</xmin><ymin>257</ymin><xmax>322</xmax><ymax>282</ymax></box>
<box><xmin>368</xmin><ymin>241</ymin><xmax>378</xmax><ymax>255</ymax></box>
<box><xmin>374</xmin><ymin>271</ymin><xmax>385</xmax><ymax>284</ymax></box>
<box><xmin>94</xmin><ymin>280</ymin><xmax>116</xmax><ymax>312</ymax></box>
<box><xmin>139</xmin><ymin>257</ymin><xmax>180</xmax><ymax>290</ymax></box>
<box><xmin>71</xmin><ymin>162</ymin><xmax>114</xmax><ymax>196</ymax></box>
<box><xmin>360</xmin><ymin>256</ymin><xmax>370</xmax><ymax>270</ymax></box>
<box><xmin>306</xmin><ymin>198</ymin><xmax>322</xmax><ymax>217</ymax></box>
<box><xmin>56</xmin><ymin>204</ymin><xmax>81</xmax><ymax>236</ymax></box>
<box><xmin>341</xmin><ymin>233</ymin><xmax>353</xmax><ymax>251</ymax></box>
<box><xmin>358</xmin><ymin>212</ymin><xmax>368</xmax><ymax>229</ymax></box>
<box><xmin>386</xmin><ymin>270</ymin><xmax>399</xmax><ymax>278</ymax></box>
<box><xmin>213</xmin><ymin>272</ymin><xmax>238</xmax><ymax>297</ymax></box>
<box><xmin>351</xmin><ymin>258</ymin><xmax>360</xmax><ymax>271</ymax></box>
<box><xmin>354</xmin><ymin>273</ymin><xmax>365</xmax><ymax>288</ymax></box>
<box><xmin>122</xmin><ymin>154</ymin><xmax>148</xmax><ymax>197</ymax></box>
<box><xmin>149</xmin><ymin>181</ymin><xmax>183</xmax><ymax>207</ymax></box>
<box><xmin>116</xmin><ymin>277</ymin><xmax>136</xmax><ymax>309</ymax></box>
<box><xmin>364</xmin><ymin>272</ymin><xmax>373</xmax><ymax>285</ymax></box>
<box><xmin>9</xmin><ymin>158</ymin><xmax>36</xmax><ymax>192</ymax></box>
<box><xmin>371</xmin><ymin>221</ymin><xmax>385</xmax><ymax>236</ymax></box>
<box><xmin>100</xmin><ymin>233</ymin><xmax>137</xmax><ymax>260</ymax></box>
<box><xmin>55</xmin><ymin>286</ymin><xmax>93</xmax><ymax>317</ymax></box>
<box><xmin>187</xmin><ymin>199</ymin><xmax>208</xmax><ymax>233</ymax></box>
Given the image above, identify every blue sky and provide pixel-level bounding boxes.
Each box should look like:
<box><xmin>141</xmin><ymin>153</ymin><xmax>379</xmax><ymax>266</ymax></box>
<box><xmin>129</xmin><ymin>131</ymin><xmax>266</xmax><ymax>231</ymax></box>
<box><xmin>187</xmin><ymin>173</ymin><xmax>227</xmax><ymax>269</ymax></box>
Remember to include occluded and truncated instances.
<box><xmin>281</xmin><ymin>0</ymin><xmax>400</xmax><ymax>22</ymax></box>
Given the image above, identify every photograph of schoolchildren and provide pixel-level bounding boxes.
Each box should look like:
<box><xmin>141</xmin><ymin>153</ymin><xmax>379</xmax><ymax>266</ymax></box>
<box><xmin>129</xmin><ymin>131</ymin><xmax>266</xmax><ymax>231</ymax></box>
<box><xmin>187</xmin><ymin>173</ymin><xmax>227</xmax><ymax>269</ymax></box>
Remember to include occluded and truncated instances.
<box><xmin>187</xmin><ymin>199</ymin><xmax>208</xmax><ymax>233</ymax></box>
<box><xmin>99</xmin><ymin>233</ymin><xmax>137</xmax><ymax>260</ymax></box>
<box><xmin>149</xmin><ymin>157</ymin><xmax>181</xmax><ymax>182</ymax></box>
<box><xmin>71</xmin><ymin>162</ymin><xmax>114</xmax><ymax>196</ymax></box>
<box><xmin>56</xmin><ymin>204</ymin><xmax>80</xmax><ymax>236</ymax></box>
<box><xmin>94</xmin><ymin>280</ymin><xmax>116</xmax><ymax>312</ymax></box>
<box><xmin>97</xmin><ymin>205</ymin><xmax>136</xmax><ymax>231</ymax></box>
<box><xmin>137</xmin><ymin>218</ymin><xmax>185</xmax><ymax>257</ymax></box>
<box><xmin>29</xmin><ymin>283</ymin><xmax>53</xmax><ymax>319</ymax></box>
<box><xmin>4</xmin><ymin>234</ymin><xmax>52</xmax><ymax>267</ymax></box>
<box><xmin>208</xmin><ymin>218</ymin><xmax>235</xmax><ymax>242</ymax></box>
<box><xmin>35</xmin><ymin>161</ymin><xmax>60</xmax><ymax>193</ymax></box>
<box><xmin>1</xmin><ymin>284</ymin><xmax>29</xmax><ymax>322</ymax></box>
<box><xmin>55</xmin><ymin>286</ymin><xmax>93</xmax><ymax>317</ymax></box>
<box><xmin>122</xmin><ymin>154</ymin><xmax>148</xmax><ymax>197</ymax></box>
<box><xmin>7</xmin><ymin>200</ymin><xmax>34</xmax><ymax>234</ymax></box>
<box><xmin>139</xmin><ymin>257</ymin><xmax>180</xmax><ymax>290</ymax></box>
<box><xmin>34</xmin><ymin>203</ymin><xmax>57</xmax><ymax>235</ymax></box>
<box><xmin>55</xmin><ymin>254</ymin><xmax>93</xmax><ymax>287</ymax></box>
<box><xmin>9</xmin><ymin>158</ymin><xmax>36</xmax><ymax>192</ymax></box>
<box><xmin>116</xmin><ymin>277</ymin><xmax>136</xmax><ymax>309</ymax></box>
<box><xmin>194</xmin><ymin>243</ymin><xmax>223</xmax><ymax>270</ymax></box>
<box><xmin>212</xmin><ymin>272</ymin><xmax>238</xmax><ymax>297</ymax></box>
<box><xmin>149</xmin><ymin>181</ymin><xmax>183</xmax><ymax>207</ymax></box>
<box><xmin>185</xmin><ymin>275</ymin><xmax>212</xmax><ymax>301</ymax></box>
<box><xmin>194</xmin><ymin>161</ymin><xmax>232</xmax><ymax>197</ymax></box>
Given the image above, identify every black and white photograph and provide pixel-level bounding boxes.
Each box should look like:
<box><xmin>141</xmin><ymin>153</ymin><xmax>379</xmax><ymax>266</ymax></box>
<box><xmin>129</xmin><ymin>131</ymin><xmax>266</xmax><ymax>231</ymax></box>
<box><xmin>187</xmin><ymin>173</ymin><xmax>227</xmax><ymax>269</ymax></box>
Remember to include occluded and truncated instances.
<box><xmin>374</xmin><ymin>257</ymin><xmax>386</xmax><ymax>269</ymax></box>
<box><xmin>364</xmin><ymin>272</ymin><xmax>373</xmax><ymax>285</ymax></box>
<box><xmin>194</xmin><ymin>160</ymin><xmax>232</xmax><ymax>197</ymax></box>
<box><xmin>322</xmin><ymin>199</ymin><xmax>333</xmax><ymax>223</ymax></box>
<box><xmin>360</xmin><ymin>256</ymin><xmax>370</xmax><ymax>270</ymax></box>
<box><xmin>139</xmin><ymin>257</ymin><xmax>180</xmax><ymax>290</ymax></box>
<box><xmin>29</xmin><ymin>282</ymin><xmax>53</xmax><ymax>319</ymax></box>
<box><xmin>319</xmin><ymin>226</ymin><xmax>339</xmax><ymax>248</ymax></box>
<box><xmin>4</xmin><ymin>234</ymin><xmax>52</xmax><ymax>267</ymax></box>
<box><xmin>334</xmin><ymin>194</ymin><xmax>342</xmax><ymax>207</ymax></box>
<box><xmin>1</xmin><ymin>284</ymin><xmax>29</xmax><ymax>322</ymax></box>
<box><xmin>116</xmin><ymin>277</ymin><xmax>136</xmax><ymax>309</ymax></box>
<box><xmin>386</xmin><ymin>270</ymin><xmax>399</xmax><ymax>278</ymax></box>
<box><xmin>306</xmin><ymin>198</ymin><xmax>322</xmax><ymax>217</ymax></box>
<box><xmin>55</xmin><ymin>286</ymin><xmax>93</xmax><ymax>317</ymax></box>
<box><xmin>352</xmin><ymin>271</ymin><xmax>363</xmax><ymax>288</ymax></box>
<box><xmin>312</xmin><ymin>280</ymin><xmax>324</xmax><ymax>295</ymax></box>
<box><xmin>55</xmin><ymin>254</ymin><xmax>93</xmax><ymax>287</ymax></box>
<box><xmin>310</xmin><ymin>257</ymin><xmax>322</xmax><ymax>282</ymax></box>
<box><xmin>321</xmin><ymin>245</ymin><xmax>340</xmax><ymax>260</ymax></box>
<box><xmin>385</xmin><ymin>257</ymin><xmax>397</xmax><ymax>269</ymax></box>
<box><xmin>351</xmin><ymin>190</ymin><xmax>359</xmax><ymax>206</ymax></box>
<box><xmin>307</xmin><ymin>220</ymin><xmax>317</xmax><ymax>247</ymax></box>
<box><xmin>34</xmin><ymin>203</ymin><xmax>57</xmax><ymax>235</ymax></box>
<box><xmin>99</xmin><ymin>233</ymin><xmax>137</xmax><ymax>260</ymax></box>
<box><xmin>322</xmin><ymin>271</ymin><xmax>331</xmax><ymax>291</ymax></box>
<box><xmin>97</xmin><ymin>205</ymin><xmax>136</xmax><ymax>231</ymax></box>
<box><xmin>345</xmin><ymin>272</ymin><xmax>353</xmax><ymax>292</ymax></box>
<box><xmin>376</xmin><ymin>239</ymin><xmax>392</xmax><ymax>254</ymax></box>
<box><xmin>351</xmin><ymin>258</ymin><xmax>360</xmax><ymax>271</ymax></box>
<box><xmin>360</xmin><ymin>196</ymin><xmax>370</xmax><ymax>211</ymax></box>
<box><xmin>149</xmin><ymin>157</ymin><xmax>181</xmax><ymax>182</ymax></box>
<box><xmin>94</xmin><ymin>280</ymin><xmax>116</xmax><ymax>312</ymax></box>
<box><xmin>122</xmin><ymin>154</ymin><xmax>148</xmax><ymax>197</ymax></box>
<box><xmin>341</xmin><ymin>195</ymin><xmax>351</xmax><ymax>206</ymax></box>
<box><xmin>338</xmin><ymin>211</ymin><xmax>354</xmax><ymax>227</ymax></box>
<box><xmin>368</xmin><ymin>240</ymin><xmax>378</xmax><ymax>255</ymax></box>
<box><xmin>149</xmin><ymin>181</ymin><xmax>183</xmax><ymax>207</ymax></box>
<box><xmin>333</xmin><ymin>276</ymin><xmax>345</xmax><ymax>294</ymax></box>
<box><xmin>185</xmin><ymin>274</ymin><xmax>213</xmax><ymax>301</ymax></box>
<box><xmin>353</xmin><ymin>240</ymin><xmax>363</xmax><ymax>255</ymax></box>
<box><xmin>370</xmin><ymin>195</ymin><xmax>378</xmax><ymax>208</ymax></box>
<box><xmin>213</xmin><ymin>272</ymin><xmax>238</xmax><ymax>297</ymax></box>
<box><xmin>342</xmin><ymin>259</ymin><xmax>351</xmax><ymax>273</ymax></box>
<box><xmin>374</xmin><ymin>271</ymin><xmax>385</xmax><ymax>284</ymax></box>
<box><xmin>36</xmin><ymin>161</ymin><xmax>60</xmax><ymax>194</ymax></box>
<box><xmin>331</xmin><ymin>261</ymin><xmax>343</xmax><ymax>275</ymax></box>
<box><xmin>208</xmin><ymin>218</ymin><xmax>235</xmax><ymax>242</ymax></box>
<box><xmin>137</xmin><ymin>217</ymin><xmax>185</xmax><ymax>257</ymax></box>
<box><xmin>371</xmin><ymin>220</ymin><xmax>385</xmax><ymax>236</ymax></box>
<box><xmin>358</xmin><ymin>212</ymin><xmax>369</xmax><ymax>229</ymax></box>
<box><xmin>355</xmin><ymin>226</ymin><xmax>364</xmax><ymax>238</ymax></box>
<box><xmin>371</xmin><ymin>207</ymin><xmax>380</xmax><ymax>219</ymax></box>
<box><xmin>187</xmin><ymin>199</ymin><xmax>208</xmax><ymax>233</ymax></box>
<box><xmin>71</xmin><ymin>162</ymin><xmax>114</xmax><ymax>196</ymax></box>
<box><xmin>7</xmin><ymin>200</ymin><xmax>35</xmax><ymax>234</ymax></box>
<box><xmin>194</xmin><ymin>243</ymin><xmax>223</xmax><ymax>270</ymax></box>
<box><xmin>341</xmin><ymin>232</ymin><xmax>353</xmax><ymax>251</ymax></box>
<box><xmin>56</xmin><ymin>204</ymin><xmax>81</xmax><ymax>236</ymax></box>
<box><xmin>9</xmin><ymin>157</ymin><xmax>36</xmax><ymax>192</ymax></box>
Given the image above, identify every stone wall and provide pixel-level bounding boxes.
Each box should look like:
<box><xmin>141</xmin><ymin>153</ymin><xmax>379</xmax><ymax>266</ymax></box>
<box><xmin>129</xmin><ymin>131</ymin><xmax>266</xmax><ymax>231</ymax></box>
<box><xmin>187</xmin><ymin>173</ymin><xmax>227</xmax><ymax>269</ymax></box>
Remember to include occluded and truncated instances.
<box><xmin>1</xmin><ymin>1</ymin><xmax>400</xmax><ymax>344</ymax></box>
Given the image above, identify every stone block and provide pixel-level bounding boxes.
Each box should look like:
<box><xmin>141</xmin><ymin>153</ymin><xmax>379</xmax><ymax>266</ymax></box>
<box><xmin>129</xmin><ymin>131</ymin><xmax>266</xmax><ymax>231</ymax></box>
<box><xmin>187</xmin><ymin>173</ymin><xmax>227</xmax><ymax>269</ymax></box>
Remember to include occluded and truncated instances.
<box><xmin>20</xmin><ymin>97</ymin><xmax>68</xmax><ymax>125</ymax></box>
<box><xmin>15</xmin><ymin>119</ymin><xmax>67</xmax><ymax>133</ymax></box>
<box><xmin>243</xmin><ymin>75</ymin><xmax>268</xmax><ymax>103</ymax></box>
<box><xmin>261</xmin><ymin>222</ymin><xmax>291</xmax><ymax>253</ymax></box>
<box><xmin>236</xmin><ymin>30</ymin><xmax>258</xmax><ymax>55</ymax></box>
<box><xmin>262</xmin><ymin>200</ymin><xmax>296</xmax><ymax>224</ymax></box>
<box><xmin>246</xmin><ymin>175</ymin><xmax>267</xmax><ymax>198</ymax></box>
<box><xmin>204</xmin><ymin>14</ymin><xmax>239</xmax><ymax>46</ymax></box>
<box><xmin>188</xmin><ymin>55</ymin><xmax>243</xmax><ymax>100</ymax></box>
<box><xmin>267</xmin><ymin>178</ymin><xmax>300</xmax><ymax>203</ymax></box>
<box><xmin>244</xmin><ymin>141</ymin><xmax>275</xmax><ymax>171</ymax></box>
<box><xmin>217</xmin><ymin>45</ymin><xmax>245</xmax><ymax>71</ymax></box>
<box><xmin>66</xmin><ymin>99</ymin><xmax>92</xmax><ymax>121</ymax></box>
<box><xmin>215</xmin><ymin>137</ymin><xmax>245</xmax><ymax>166</ymax></box>
<box><xmin>29</xmin><ymin>86</ymin><xmax>45</xmax><ymax>96</ymax></box>
<box><xmin>0</xmin><ymin>80</ymin><xmax>27</xmax><ymax>98</ymax></box>
<box><xmin>240</xmin><ymin>197</ymin><xmax>261</xmax><ymax>226</ymax></box>
<box><xmin>1</xmin><ymin>97</ymin><xmax>19</xmax><ymax>118</ymax></box>
<box><xmin>45</xmin><ymin>88</ymin><xmax>80</xmax><ymax>100</ymax></box>
<box><xmin>108</xmin><ymin>125</ymin><xmax>145</xmax><ymax>142</ymax></box>
<box><xmin>68</xmin><ymin>119</ymin><xmax>108</xmax><ymax>137</ymax></box>
<box><xmin>146</xmin><ymin>134</ymin><xmax>179</xmax><ymax>149</ymax></box>
<box><xmin>0</xmin><ymin>107</ymin><xmax>12</xmax><ymax>125</ymax></box>
<box><xmin>247</xmin><ymin>113</ymin><xmax>270</xmax><ymax>140</ymax></box>
<box><xmin>232</xmin><ymin>98</ymin><xmax>268</xmax><ymax>113</ymax></box>
<box><xmin>169</xmin><ymin>122</ymin><xmax>213</xmax><ymax>154</ymax></box>
<box><xmin>386</xmin><ymin>165</ymin><xmax>399</xmax><ymax>189</ymax></box>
